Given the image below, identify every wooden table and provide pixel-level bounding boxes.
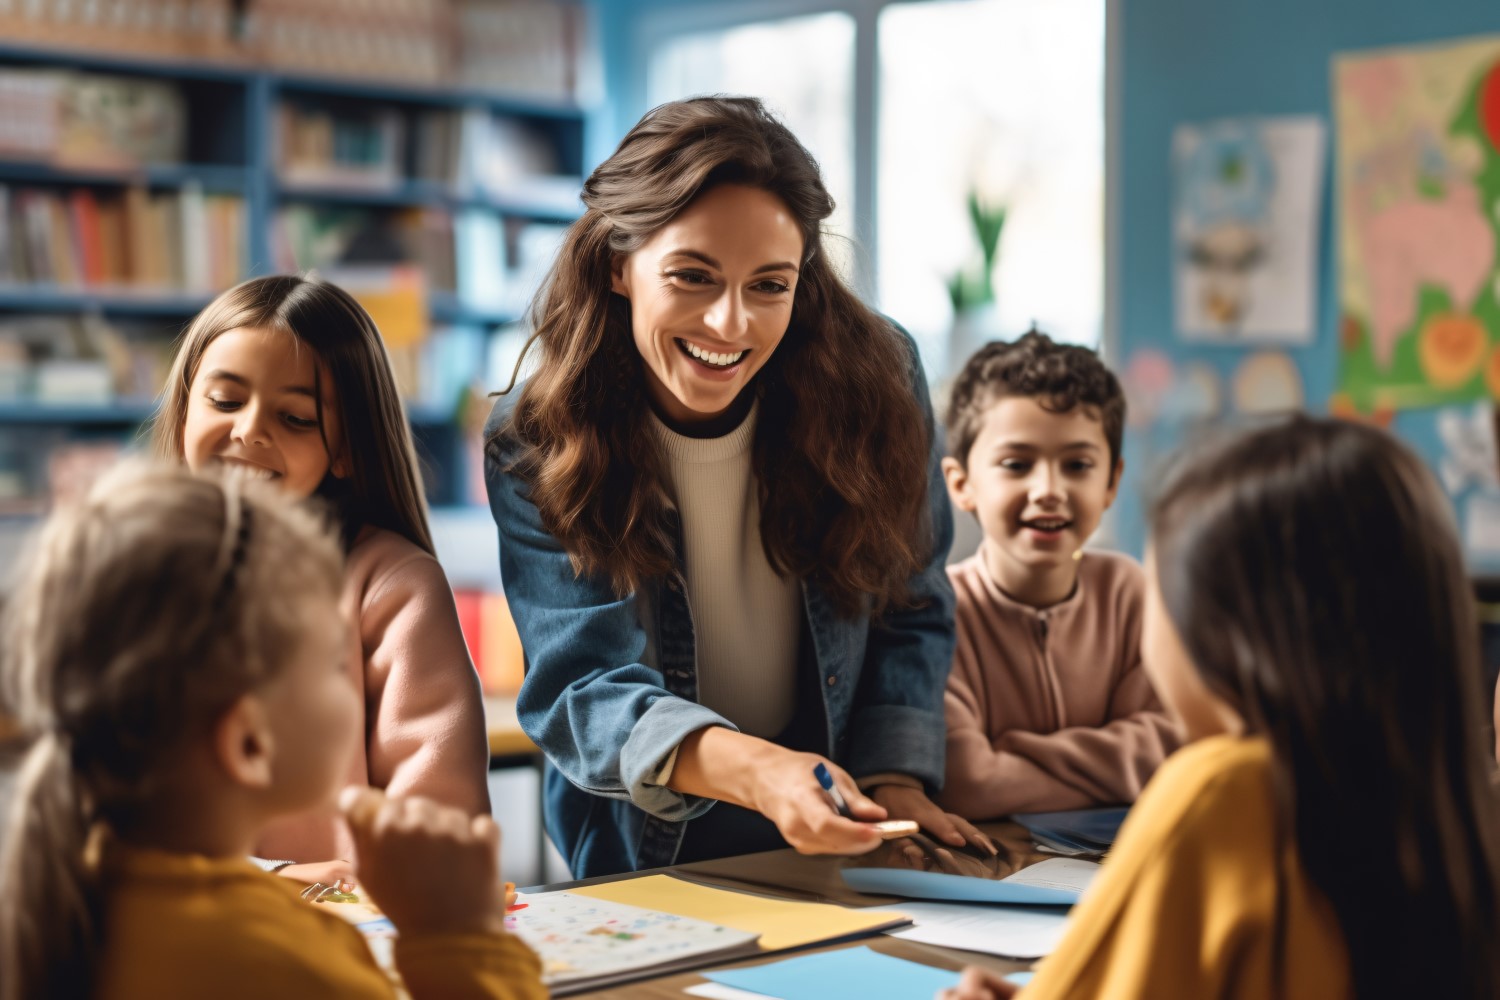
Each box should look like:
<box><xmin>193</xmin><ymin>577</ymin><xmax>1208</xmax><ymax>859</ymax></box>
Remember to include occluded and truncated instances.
<box><xmin>484</xmin><ymin>694</ymin><xmax>538</xmax><ymax>764</ymax></box>
<box><xmin>524</xmin><ymin>821</ymin><xmax>1045</xmax><ymax>997</ymax></box>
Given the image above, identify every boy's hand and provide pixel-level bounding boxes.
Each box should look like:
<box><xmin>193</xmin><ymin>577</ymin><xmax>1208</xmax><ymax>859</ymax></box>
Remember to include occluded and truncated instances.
<box><xmin>871</xmin><ymin>785</ymin><xmax>998</xmax><ymax>855</ymax></box>
<box><xmin>340</xmin><ymin>786</ymin><xmax>506</xmax><ymax>937</ymax></box>
<box><xmin>937</xmin><ymin>966</ymin><xmax>1020</xmax><ymax>999</ymax></box>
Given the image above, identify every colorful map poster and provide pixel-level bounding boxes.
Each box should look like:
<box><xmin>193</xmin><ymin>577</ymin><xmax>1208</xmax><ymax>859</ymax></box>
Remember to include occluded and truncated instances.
<box><xmin>1335</xmin><ymin>36</ymin><xmax>1500</xmax><ymax>411</ymax></box>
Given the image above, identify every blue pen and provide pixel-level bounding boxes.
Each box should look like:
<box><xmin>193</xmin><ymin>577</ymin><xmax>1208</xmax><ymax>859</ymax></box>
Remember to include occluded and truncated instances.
<box><xmin>814</xmin><ymin>762</ymin><xmax>851</xmax><ymax>817</ymax></box>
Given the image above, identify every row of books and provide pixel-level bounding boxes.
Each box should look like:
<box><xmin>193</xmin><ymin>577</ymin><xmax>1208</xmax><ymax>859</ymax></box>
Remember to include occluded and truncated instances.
<box><xmin>0</xmin><ymin>1</ymin><xmax>594</xmax><ymax>99</ymax></box>
<box><xmin>0</xmin><ymin>312</ymin><xmax>176</xmax><ymax>404</ymax></box>
<box><xmin>0</xmin><ymin>1</ymin><xmax>239</xmax><ymax>61</ymax></box>
<box><xmin>272</xmin><ymin>202</ymin><xmax>567</xmax><ymax>314</ymax></box>
<box><xmin>0</xmin><ymin>185</ymin><xmax>245</xmax><ymax>293</ymax></box>
<box><xmin>277</xmin><ymin>101</ymin><xmax>580</xmax><ymax>211</ymax></box>
<box><xmin>0</xmin><ymin>69</ymin><xmax>188</xmax><ymax>169</ymax></box>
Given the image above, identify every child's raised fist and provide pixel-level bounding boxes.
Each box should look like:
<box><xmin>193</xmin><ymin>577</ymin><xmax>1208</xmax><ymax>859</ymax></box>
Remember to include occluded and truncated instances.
<box><xmin>339</xmin><ymin>786</ymin><xmax>506</xmax><ymax>937</ymax></box>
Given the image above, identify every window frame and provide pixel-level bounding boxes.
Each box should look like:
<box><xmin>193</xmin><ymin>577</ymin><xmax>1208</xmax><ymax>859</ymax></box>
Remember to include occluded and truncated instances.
<box><xmin>622</xmin><ymin>0</ymin><xmax>1122</xmax><ymax>356</ymax></box>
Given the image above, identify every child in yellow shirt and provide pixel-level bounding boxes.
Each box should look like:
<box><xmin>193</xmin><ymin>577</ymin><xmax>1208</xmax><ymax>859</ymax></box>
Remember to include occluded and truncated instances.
<box><xmin>943</xmin><ymin>416</ymin><xmax>1500</xmax><ymax>1000</ymax></box>
<box><xmin>0</xmin><ymin>461</ymin><xmax>542</xmax><ymax>1000</ymax></box>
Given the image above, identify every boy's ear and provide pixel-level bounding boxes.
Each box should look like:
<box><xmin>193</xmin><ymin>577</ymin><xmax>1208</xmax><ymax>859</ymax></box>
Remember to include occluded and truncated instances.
<box><xmin>1104</xmin><ymin>458</ymin><xmax>1125</xmax><ymax>507</ymax></box>
<box><xmin>942</xmin><ymin>456</ymin><xmax>976</xmax><ymax>512</ymax></box>
<box><xmin>609</xmin><ymin>254</ymin><xmax>630</xmax><ymax>298</ymax></box>
<box><xmin>212</xmin><ymin>694</ymin><xmax>276</xmax><ymax>791</ymax></box>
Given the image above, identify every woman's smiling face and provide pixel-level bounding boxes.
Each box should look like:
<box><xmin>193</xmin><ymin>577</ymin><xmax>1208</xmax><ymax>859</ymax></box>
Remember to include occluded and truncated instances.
<box><xmin>611</xmin><ymin>183</ymin><xmax>805</xmax><ymax>426</ymax></box>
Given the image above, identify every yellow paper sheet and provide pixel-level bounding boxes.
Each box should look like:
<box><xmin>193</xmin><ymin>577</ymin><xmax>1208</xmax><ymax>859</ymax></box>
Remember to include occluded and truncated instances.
<box><xmin>569</xmin><ymin>874</ymin><xmax>909</xmax><ymax>952</ymax></box>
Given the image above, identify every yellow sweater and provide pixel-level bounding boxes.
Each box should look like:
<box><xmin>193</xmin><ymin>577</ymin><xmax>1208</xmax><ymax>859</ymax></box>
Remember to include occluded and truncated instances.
<box><xmin>94</xmin><ymin>846</ymin><xmax>544</xmax><ymax>1000</ymax></box>
<box><xmin>1022</xmin><ymin>736</ymin><xmax>1353</xmax><ymax>1000</ymax></box>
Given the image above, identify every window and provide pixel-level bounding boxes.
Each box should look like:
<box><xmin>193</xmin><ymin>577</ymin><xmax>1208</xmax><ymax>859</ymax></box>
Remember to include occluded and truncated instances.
<box><xmin>645</xmin><ymin>11</ymin><xmax>858</xmax><ymax>277</ymax></box>
<box><xmin>637</xmin><ymin>0</ymin><xmax>1106</xmax><ymax>381</ymax></box>
<box><xmin>879</xmin><ymin>0</ymin><xmax>1105</xmax><ymax>377</ymax></box>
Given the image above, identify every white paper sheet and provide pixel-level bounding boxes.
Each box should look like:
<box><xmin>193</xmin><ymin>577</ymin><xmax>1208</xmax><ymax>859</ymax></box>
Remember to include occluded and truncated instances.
<box><xmin>685</xmin><ymin>984</ymin><xmax>776</xmax><ymax>1000</ymax></box>
<box><xmin>1002</xmin><ymin>858</ymin><xmax>1100</xmax><ymax>895</ymax></box>
<box><xmin>888</xmin><ymin>902</ymin><xmax>1072</xmax><ymax>959</ymax></box>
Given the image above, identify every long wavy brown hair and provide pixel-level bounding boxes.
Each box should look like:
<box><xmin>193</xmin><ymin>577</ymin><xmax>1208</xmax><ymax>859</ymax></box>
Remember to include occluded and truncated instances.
<box><xmin>1151</xmin><ymin>416</ymin><xmax>1500</xmax><ymax>999</ymax></box>
<box><xmin>488</xmin><ymin>96</ymin><xmax>933</xmax><ymax>616</ymax></box>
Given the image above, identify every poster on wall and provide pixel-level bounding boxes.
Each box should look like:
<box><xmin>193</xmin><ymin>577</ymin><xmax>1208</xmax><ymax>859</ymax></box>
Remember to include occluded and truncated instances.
<box><xmin>1334</xmin><ymin>35</ymin><xmax>1500</xmax><ymax>412</ymax></box>
<box><xmin>1173</xmin><ymin>116</ymin><xmax>1326</xmax><ymax>343</ymax></box>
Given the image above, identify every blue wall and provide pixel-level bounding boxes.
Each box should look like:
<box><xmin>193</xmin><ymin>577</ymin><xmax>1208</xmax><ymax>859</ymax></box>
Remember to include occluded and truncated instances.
<box><xmin>1116</xmin><ymin>0</ymin><xmax>1500</xmax><ymax>566</ymax></box>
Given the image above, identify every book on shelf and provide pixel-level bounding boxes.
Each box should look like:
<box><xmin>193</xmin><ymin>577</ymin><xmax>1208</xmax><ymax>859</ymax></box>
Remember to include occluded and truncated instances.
<box><xmin>455</xmin><ymin>0</ymin><xmax>594</xmax><ymax>102</ymax></box>
<box><xmin>0</xmin><ymin>312</ymin><xmax>178</xmax><ymax>407</ymax></box>
<box><xmin>0</xmin><ymin>185</ymin><xmax>244</xmax><ymax>293</ymax></box>
<box><xmin>0</xmin><ymin>68</ymin><xmax>187</xmax><ymax>169</ymax></box>
<box><xmin>277</xmin><ymin>102</ymin><xmax>405</xmax><ymax>190</ymax></box>
<box><xmin>0</xmin><ymin>0</ymin><xmax>238</xmax><ymax>60</ymax></box>
<box><xmin>0</xmin><ymin>1</ymin><xmax>596</xmax><ymax>97</ymax></box>
<box><xmin>459</xmin><ymin>109</ymin><xmax>582</xmax><ymax>211</ymax></box>
<box><xmin>251</xmin><ymin>0</ymin><xmax>451</xmax><ymax>84</ymax></box>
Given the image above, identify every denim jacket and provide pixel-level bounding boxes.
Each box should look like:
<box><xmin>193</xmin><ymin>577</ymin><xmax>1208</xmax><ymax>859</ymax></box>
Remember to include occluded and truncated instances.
<box><xmin>483</xmin><ymin>347</ymin><xmax>956</xmax><ymax>878</ymax></box>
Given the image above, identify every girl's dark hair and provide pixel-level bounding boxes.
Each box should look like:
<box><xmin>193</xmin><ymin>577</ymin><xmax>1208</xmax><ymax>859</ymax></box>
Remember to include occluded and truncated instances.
<box><xmin>1150</xmin><ymin>415</ymin><xmax>1500</xmax><ymax>999</ymax></box>
<box><xmin>0</xmin><ymin>460</ymin><xmax>344</xmax><ymax>1000</ymax></box>
<box><xmin>152</xmin><ymin>274</ymin><xmax>434</xmax><ymax>554</ymax></box>
<box><xmin>488</xmin><ymin>96</ymin><xmax>932</xmax><ymax>616</ymax></box>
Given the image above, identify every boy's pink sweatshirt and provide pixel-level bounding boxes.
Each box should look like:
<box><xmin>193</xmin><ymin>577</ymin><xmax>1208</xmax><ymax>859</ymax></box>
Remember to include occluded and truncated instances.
<box><xmin>257</xmin><ymin>526</ymin><xmax>492</xmax><ymax>863</ymax></box>
<box><xmin>938</xmin><ymin>551</ymin><xmax>1181</xmax><ymax>821</ymax></box>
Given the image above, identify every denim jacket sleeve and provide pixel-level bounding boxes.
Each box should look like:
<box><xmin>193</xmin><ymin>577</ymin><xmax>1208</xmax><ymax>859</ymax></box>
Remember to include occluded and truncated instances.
<box><xmin>845</xmin><ymin>334</ymin><xmax>957</xmax><ymax>792</ymax></box>
<box><xmin>483</xmin><ymin>399</ymin><xmax>730</xmax><ymax>823</ymax></box>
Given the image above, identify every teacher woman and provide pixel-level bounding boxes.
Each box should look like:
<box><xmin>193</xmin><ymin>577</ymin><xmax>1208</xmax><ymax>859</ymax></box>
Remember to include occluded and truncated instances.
<box><xmin>485</xmin><ymin>96</ymin><xmax>979</xmax><ymax>878</ymax></box>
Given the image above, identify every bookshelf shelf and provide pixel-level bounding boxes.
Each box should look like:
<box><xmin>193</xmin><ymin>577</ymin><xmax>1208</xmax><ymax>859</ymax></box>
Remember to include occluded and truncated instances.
<box><xmin>0</xmin><ymin>161</ymin><xmax>249</xmax><ymax>193</ymax></box>
<box><xmin>0</xmin><ymin>42</ymin><xmax>255</xmax><ymax>84</ymax></box>
<box><xmin>273</xmin><ymin>72</ymin><xmax>586</xmax><ymax>122</ymax></box>
<box><xmin>429</xmin><ymin>294</ymin><xmax>520</xmax><ymax>327</ymax></box>
<box><xmin>0</xmin><ymin>402</ymin><xmax>156</xmax><ymax>425</ymax></box>
<box><xmin>0</xmin><ymin>287</ymin><xmax>213</xmax><ymax>315</ymax></box>
<box><xmin>274</xmin><ymin>179</ymin><xmax>582</xmax><ymax>221</ymax></box>
<box><xmin>0</xmin><ymin>37</ymin><xmax>590</xmax><ymax>512</ymax></box>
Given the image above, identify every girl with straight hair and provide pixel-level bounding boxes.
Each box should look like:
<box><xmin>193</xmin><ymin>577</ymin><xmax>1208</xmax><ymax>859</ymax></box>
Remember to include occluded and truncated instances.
<box><xmin>155</xmin><ymin>274</ymin><xmax>490</xmax><ymax>887</ymax></box>
<box><xmin>944</xmin><ymin>416</ymin><xmax>1500</xmax><ymax>999</ymax></box>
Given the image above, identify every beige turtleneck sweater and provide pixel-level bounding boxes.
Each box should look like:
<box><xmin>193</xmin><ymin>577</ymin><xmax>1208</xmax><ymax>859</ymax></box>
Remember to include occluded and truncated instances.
<box><xmin>649</xmin><ymin>404</ymin><xmax>803</xmax><ymax>740</ymax></box>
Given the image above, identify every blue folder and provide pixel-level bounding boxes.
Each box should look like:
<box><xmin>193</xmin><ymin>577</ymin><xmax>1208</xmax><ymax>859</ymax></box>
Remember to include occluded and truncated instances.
<box><xmin>839</xmin><ymin>866</ymin><xmax>1083</xmax><ymax>904</ymax></box>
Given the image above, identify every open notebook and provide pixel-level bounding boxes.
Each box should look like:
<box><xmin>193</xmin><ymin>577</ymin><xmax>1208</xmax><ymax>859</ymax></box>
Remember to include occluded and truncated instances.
<box><xmin>510</xmin><ymin>890</ymin><xmax>762</xmax><ymax>995</ymax></box>
<box><xmin>332</xmin><ymin>874</ymin><xmax>910</xmax><ymax>996</ymax></box>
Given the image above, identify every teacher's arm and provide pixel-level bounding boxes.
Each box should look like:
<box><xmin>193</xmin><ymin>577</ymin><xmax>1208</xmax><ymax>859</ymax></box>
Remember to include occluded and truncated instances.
<box><xmin>486</xmin><ymin>426</ymin><xmax>726</xmax><ymax>823</ymax></box>
<box><xmin>848</xmin><ymin>333</ymin><xmax>992</xmax><ymax>852</ymax></box>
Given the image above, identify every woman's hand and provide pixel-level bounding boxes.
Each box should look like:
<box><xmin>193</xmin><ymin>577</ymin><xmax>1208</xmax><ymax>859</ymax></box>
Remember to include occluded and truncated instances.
<box><xmin>277</xmin><ymin>859</ymin><xmax>357</xmax><ymax>890</ymax></box>
<box><xmin>340</xmin><ymin>786</ymin><xmax>507</xmax><ymax>937</ymax></box>
<box><xmin>748</xmin><ymin>750</ymin><xmax>888</xmax><ymax>856</ymax></box>
<box><xmin>937</xmin><ymin>966</ymin><xmax>1020</xmax><ymax>1000</ymax></box>
<box><xmin>872</xmin><ymin>785</ymin><xmax>998</xmax><ymax>855</ymax></box>
<box><xmin>670</xmin><ymin>728</ymin><xmax>887</xmax><ymax>855</ymax></box>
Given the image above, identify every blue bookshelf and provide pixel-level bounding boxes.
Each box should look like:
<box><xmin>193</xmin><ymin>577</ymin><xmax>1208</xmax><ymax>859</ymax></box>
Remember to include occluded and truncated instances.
<box><xmin>0</xmin><ymin>402</ymin><xmax>156</xmax><ymax>425</ymax></box>
<box><xmin>274</xmin><ymin>178</ymin><xmax>582</xmax><ymax>221</ymax></box>
<box><xmin>0</xmin><ymin>162</ymin><xmax>249</xmax><ymax>192</ymax></box>
<box><xmin>0</xmin><ymin>42</ymin><xmax>588</xmax><ymax>510</ymax></box>
<box><xmin>0</xmin><ymin>288</ymin><xmax>212</xmax><ymax>315</ymax></box>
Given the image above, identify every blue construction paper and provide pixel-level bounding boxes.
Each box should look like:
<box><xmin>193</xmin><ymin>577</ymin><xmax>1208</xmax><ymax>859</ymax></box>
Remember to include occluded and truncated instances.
<box><xmin>705</xmin><ymin>946</ymin><xmax>961</xmax><ymax>1000</ymax></box>
<box><xmin>840</xmin><ymin>867</ymin><xmax>1081</xmax><ymax>905</ymax></box>
<box><xmin>1006</xmin><ymin>971</ymin><xmax>1036</xmax><ymax>985</ymax></box>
